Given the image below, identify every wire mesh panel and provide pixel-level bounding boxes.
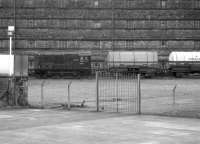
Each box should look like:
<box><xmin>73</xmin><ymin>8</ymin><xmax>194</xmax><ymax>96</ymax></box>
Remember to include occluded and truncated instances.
<box><xmin>28</xmin><ymin>79</ymin><xmax>97</xmax><ymax>110</ymax></box>
<box><xmin>69</xmin><ymin>79</ymin><xmax>96</xmax><ymax>110</ymax></box>
<box><xmin>140</xmin><ymin>78</ymin><xmax>200</xmax><ymax>118</ymax></box>
<box><xmin>28</xmin><ymin>79</ymin><xmax>67</xmax><ymax>108</ymax></box>
<box><xmin>98</xmin><ymin>71</ymin><xmax>139</xmax><ymax>114</ymax></box>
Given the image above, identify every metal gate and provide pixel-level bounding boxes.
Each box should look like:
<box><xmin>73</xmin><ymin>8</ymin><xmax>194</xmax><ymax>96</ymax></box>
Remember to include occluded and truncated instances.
<box><xmin>96</xmin><ymin>71</ymin><xmax>141</xmax><ymax>114</ymax></box>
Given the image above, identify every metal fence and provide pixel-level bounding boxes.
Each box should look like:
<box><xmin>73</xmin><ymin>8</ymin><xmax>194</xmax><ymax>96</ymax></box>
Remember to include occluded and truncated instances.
<box><xmin>28</xmin><ymin>71</ymin><xmax>141</xmax><ymax>114</ymax></box>
<box><xmin>28</xmin><ymin>74</ymin><xmax>200</xmax><ymax>118</ymax></box>
<box><xmin>140</xmin><ymin>78</ymin><xmax>200</xmax><ymax>118</ymax></box>
<box><xmin>97</xmin><ymin>71</ymin><xmax>140</xmax><ymax>114</ymax></box>
<box><xmin>28</xmin><ymin>79</ymin><xmax>96</xmax><ymax>109</ymax></box>
<box><xmin>0</xmin><ymin>78</ymin><xmax>9</xmax><ymax>103</ymax></box>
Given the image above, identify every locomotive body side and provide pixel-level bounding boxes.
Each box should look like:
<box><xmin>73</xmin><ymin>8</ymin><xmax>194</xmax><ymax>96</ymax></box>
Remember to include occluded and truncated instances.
<box><xmin>169</xmin><ymin>52</ymin><xmax>200</xmax><ymax>77</ymax></box>
<box><xmin>33</xmin><ymin>54</ymin><xmax>91</xmax><ymax>78</ymax></box>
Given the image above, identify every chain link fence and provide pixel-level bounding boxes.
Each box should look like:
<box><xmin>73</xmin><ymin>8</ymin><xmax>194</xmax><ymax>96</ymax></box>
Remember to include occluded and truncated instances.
<box><xmin>140</xmin><ymin>78</ymin><xmax>200</xmax><ymax>118</ymax></box>
<box><xmin>28</xmin><ymin>71</ymin><xmax>141</xmax><ymax>114</ymax></box>
<box><xmin>28</xmin><ymin>79</ymin><xmax>96</xmax><ymax>110</ymax></box>
<box><xmin>28</xmin><ymin>76</ymin><xmax>200</xmax><ymax>118</ymax></box>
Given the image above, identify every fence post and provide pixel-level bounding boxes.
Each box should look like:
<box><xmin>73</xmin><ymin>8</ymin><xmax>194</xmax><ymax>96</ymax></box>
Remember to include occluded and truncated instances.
<box><xmin>41</xmin><ymin>80</ymin><xmax>45</xmax><ymax>109</ymax></box>
<box><xmin>173</xmin><ymin>84</ymin><xmax>177</xmax><ymax>105</ymax></box>
<box><xmin>67</xmin><ymin>81</ymin><xmax>72</xmax><ymax>110</ymax></box>
<box><xmin>116</xmin><ymin>72</ymin><xmax>119</xmax><ymax>113</ymax></box>
<box><xmin>96</xmin><ymin>71</ymin><xmax>99</xmax><ymax>112</ymax></box>
<box><xmin>137</xmin><ymin>74</ymin><xmax>141</xmax><ymax>114</ymax></box>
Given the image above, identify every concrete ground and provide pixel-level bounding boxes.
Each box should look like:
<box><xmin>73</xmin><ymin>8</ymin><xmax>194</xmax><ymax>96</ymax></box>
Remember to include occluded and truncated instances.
<box><xmin>0</xmin><ymin>109</ymin><xmax>199</xmax><ymax>144</ymax></box>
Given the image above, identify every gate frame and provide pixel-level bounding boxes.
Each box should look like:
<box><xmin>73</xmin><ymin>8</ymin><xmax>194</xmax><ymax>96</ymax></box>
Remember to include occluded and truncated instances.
<box><xmin>96</xmin><ymin>71</ymin><xmax>99</xmax><ymax>112</ymax></box>
<box><xmin>95</xmin><ymin>70</ymin><xmax>141</xmax><ymax>114</ymax></box>
<box><xmin>137</xmin><ymin>74</ymin><xmax>141</xmax><ymax>114</ymax></box>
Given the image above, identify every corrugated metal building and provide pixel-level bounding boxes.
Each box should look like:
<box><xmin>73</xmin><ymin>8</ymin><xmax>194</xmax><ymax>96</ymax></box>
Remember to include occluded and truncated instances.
<box><xmin>0</xmin><ymin>0</ymin><xmax>200</xmax><ymax>64</ymax></box>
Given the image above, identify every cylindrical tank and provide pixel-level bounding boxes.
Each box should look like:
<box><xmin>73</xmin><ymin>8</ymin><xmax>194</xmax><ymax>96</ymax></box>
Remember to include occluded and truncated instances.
<box><xmin>107</xmin><ymin>51</ymin><xmax>158</xmax><ymax>67</ymax></box>
<box><xmin>0</xmin><ymin>54</ymin><xmax>14</xmax><ymax>76</ymax></box>
<box><xmin>169</xmin><ymin>52</ymin><xmax>200</xmax><ymax>76</ymax></box>
<box><xmin>169</xmin><ymin>52</ymin><xmax>200</xmax><ymax>62</ymax></box>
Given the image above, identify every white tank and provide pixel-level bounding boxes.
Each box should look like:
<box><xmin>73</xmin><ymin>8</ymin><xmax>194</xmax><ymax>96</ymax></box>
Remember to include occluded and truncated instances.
<box><xmin>0</xmin><ymin>54</ymin><xmax>14</xmax><ymax>76</ymax></box>
<box><xmin>107</xmin><ymin>51</ymin><xmax>158</xmax><ymax>67</ymax></box>
<box><xmin>169</xmin><ymin>52</ymin><xmax>200</xmax><ymax>62</ymax></box>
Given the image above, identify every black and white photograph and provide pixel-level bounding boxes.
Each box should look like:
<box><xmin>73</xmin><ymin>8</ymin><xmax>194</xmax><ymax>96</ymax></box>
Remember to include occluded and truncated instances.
<box><xmin>0</xmin><ymin>0</ymin><xmax>200</xmax><ymax>143</ymax></box>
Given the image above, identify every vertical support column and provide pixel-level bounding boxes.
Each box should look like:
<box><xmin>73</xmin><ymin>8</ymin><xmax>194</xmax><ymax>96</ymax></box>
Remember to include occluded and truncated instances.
<box><xmin>137</xmin><ymin>74</ymin><xmax>141</xmax><ymax>114</ymax></box>
<box><xmin>9</xmin><ymin>37</ymin><xmax>12</xmax><ymax>54</ymax></box>
<box><xmin>41</xmin><ymin>80</ymin><xmax>45</xmax><ymax>109</ymax></box>
<box><xmin>9</xmin><ymin>36</ymin><xmax>13</xmax><ymax>77</ymax></box>
<box><xmin>116</xmin><ymin>72</ymin><xmax>119</xmax><ymax>112</ymax></box>
<box><xmin>96</xmin><ymin>71</ymin><xmax>99</xmax><ymax>112</ymax></box>
<box><xmin>67</xmin><ymin>81</ymin><xmax>72</xmax><ymax>110</ymax></box>
<box><xmin>8</xmin><ymin>26</ymin><xmax>15</xmax><ymax>106</ymax></box>
<box><xmin>173</xmin><ymin>84</ymin><xmax>177</xmax><ymax>105</ymax></box>
<box><xmin>9</xmin><ymin>37</ymin><xmax>15</xmax><ymax>105</ymax></box>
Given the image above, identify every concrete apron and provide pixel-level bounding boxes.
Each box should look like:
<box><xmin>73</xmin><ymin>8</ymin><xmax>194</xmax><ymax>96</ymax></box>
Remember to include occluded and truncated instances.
<box><xmin>0</xmin><ymin>109</ymin><xmax>199</xmax><ymax>144</ymax></box>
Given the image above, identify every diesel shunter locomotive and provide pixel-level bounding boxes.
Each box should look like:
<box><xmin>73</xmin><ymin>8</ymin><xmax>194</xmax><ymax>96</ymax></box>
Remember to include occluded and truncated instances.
<box><xmin>29</xmin><ymin>54</ymin><xmax>91</xmax><ymax>78</ymax></box>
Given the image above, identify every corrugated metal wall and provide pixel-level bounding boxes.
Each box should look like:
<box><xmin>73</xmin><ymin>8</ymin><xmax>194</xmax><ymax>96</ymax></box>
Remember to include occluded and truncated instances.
<box><xmin>0</xmin><ymin>0</ymin><xmax>200</xmax><ymax>60</ymax></box>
